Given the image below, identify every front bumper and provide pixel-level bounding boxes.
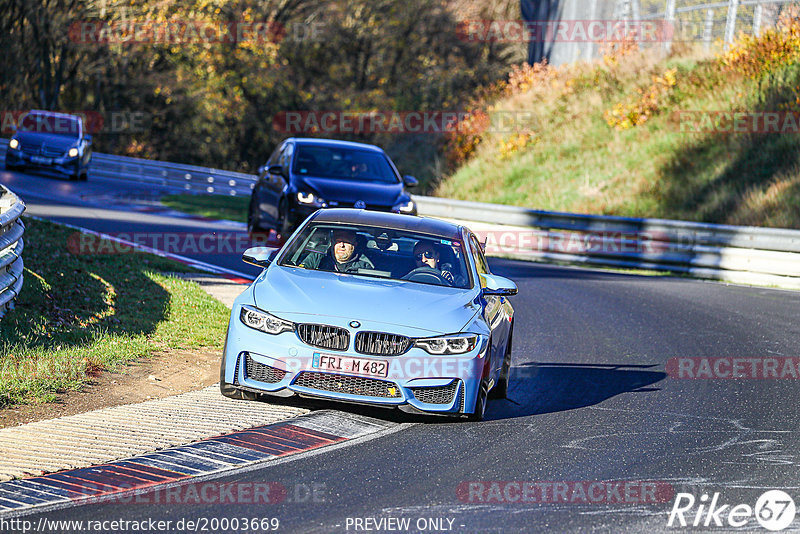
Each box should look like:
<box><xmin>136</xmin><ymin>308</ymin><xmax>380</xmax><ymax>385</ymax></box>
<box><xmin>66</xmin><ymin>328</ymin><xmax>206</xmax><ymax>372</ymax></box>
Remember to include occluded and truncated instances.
<box><xmin>222</xmin><ymin>308</ymin><xmax>487</xmax><ymax>415</ymax></box>
<box><xmin>5</xmin><ymin>149</ymin><xmax>79</xmax><ymax>176</ymax></box>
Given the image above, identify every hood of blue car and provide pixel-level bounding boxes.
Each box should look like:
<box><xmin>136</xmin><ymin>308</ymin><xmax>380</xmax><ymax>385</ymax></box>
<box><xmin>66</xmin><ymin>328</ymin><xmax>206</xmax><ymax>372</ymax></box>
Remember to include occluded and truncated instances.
<box><xmin>14</xmin><ymin>131</ymin><xmax>78</xmax><ymax>151</ymax></box>
<box><xmin>252</xmin><ymin>266</ymin><xmax>480</xmax><ymax>336</ymax></box>
<box><xmin>293</xmin><ymin>176</ymin><xmax>406</xmax><ymax>207</ymax></box>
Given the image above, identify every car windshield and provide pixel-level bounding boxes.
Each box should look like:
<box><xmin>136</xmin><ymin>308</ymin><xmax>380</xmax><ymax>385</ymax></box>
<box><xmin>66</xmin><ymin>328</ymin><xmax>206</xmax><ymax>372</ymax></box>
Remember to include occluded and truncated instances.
<box><xmin>18</xmin><ymin>113</ymin><xmax>80</xmax><ymax>138</ymax></box>
<box><xmin>292</xmin><ymin>145</ymin><xmax>399</xmax><ymax>183</ymax></box>
<box><xmin>278</xmin><ymin>222</ymin><xmax>473</xmax><ymax>289</ymax></box>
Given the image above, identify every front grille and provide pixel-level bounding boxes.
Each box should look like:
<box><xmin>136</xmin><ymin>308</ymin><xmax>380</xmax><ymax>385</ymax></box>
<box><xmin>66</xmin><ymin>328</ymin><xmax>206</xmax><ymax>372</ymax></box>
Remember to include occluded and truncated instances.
<box><xmin>410</xmin><ymin>381</ymin><xmax>460</xmax><ymax>405</ymax></box>
<box><xmin>355</xmin><ymin>331</ymin><xmax>411</xmax><ymax>356</ymax></box>
<box><xmin>21</xmin><ymin>144</ymin><xmax>64</xmax><ymax>157</ymax></box>
<box><xmin>245</xmin><ymin>354</ymin><xmax>287</xmax><ymax>384</ymax></box>
<box><xmin>297</xmin><ymin>324</ymin><xmax>349</xmax><ymax>351</ymax></box>
<box><xmin>294</xmin><ymin>371</ymin><xmax>401</xmax><ymax>398</ymax></box>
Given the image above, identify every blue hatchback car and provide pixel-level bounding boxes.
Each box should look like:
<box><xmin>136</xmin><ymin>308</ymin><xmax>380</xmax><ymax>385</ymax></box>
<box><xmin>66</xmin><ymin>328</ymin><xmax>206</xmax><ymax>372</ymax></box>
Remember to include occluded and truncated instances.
<box><xmin>221</xmin><ymin>209</ymin><xmax>517</xmax><ymax>420</ymax></box>
<box><xmin>247</xmin><ymin>138</ymin><xmax>418</xmax><ymax>238</ymax></box>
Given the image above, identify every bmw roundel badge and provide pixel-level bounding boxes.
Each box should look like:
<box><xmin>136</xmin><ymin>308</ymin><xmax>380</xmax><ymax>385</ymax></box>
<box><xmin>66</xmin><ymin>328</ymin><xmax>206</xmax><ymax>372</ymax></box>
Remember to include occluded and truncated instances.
<box><xmin>349</xmin><ymin>321</ymin><xmax>361</xmax><ymax>329</ymax></box>
<box><xmin>354</xmin><ymin>200</ymin><xmax>366</xmax><ymax>209</ymax></box>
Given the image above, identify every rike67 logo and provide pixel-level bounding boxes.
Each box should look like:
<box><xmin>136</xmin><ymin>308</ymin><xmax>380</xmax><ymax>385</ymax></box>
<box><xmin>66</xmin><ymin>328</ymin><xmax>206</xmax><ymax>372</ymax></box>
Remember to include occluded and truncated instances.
<box><xmin>668</xmin><ymin>490</ymin><xmax>796</xmax><ymax>531</ymax></box>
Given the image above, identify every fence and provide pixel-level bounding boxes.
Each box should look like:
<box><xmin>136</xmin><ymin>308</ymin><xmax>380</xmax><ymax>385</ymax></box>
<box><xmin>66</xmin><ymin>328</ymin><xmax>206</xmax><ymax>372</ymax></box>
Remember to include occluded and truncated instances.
<box><xmin>2</xmin><ymin>139</ymin><xmax>800</xmax><ymax>289</ymax></box>
<box><xmin>617</xmin><ymin>0</ymin><xmax>799</xmax><ymax>51</ymax></box>
<box><xmin>0</xmin><ymin>185</ymin><xmax>25</xmax><ymax>319</ymax></box>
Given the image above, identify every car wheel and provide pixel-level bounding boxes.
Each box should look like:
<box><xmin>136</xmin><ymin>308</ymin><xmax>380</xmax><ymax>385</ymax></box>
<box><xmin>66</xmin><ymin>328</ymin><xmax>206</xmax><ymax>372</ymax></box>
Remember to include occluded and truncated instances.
<box><xmin>467</xmin><ymin>377</ymin><xmax>489</xmax><ymax>422</ymax></box>
<box><xmin>247</xmin><ymin>199</ymin><xmax>270</xmax><ymax>241</ymax></box>
<box><xmin>277</xmin><ymin>197</ymin><xmax>294</xmax><ymax>238</ymax></box>
<box><xmin>489</xmin><ymin>325</ymin><xmax>513</xmax><ymax>400</ymax></box>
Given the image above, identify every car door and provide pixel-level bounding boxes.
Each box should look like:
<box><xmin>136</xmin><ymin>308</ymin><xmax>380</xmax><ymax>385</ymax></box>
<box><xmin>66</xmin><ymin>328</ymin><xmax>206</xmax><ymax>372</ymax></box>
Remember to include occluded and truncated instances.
<box><xmin>469</xmin><ymin>233</ymin><xmax>506</xmax><ymax>379</ymax></box>
<box><xmin>255</xmin><ymin>142</ymin><xmax>287</xmax><ymax>225</ymax></box>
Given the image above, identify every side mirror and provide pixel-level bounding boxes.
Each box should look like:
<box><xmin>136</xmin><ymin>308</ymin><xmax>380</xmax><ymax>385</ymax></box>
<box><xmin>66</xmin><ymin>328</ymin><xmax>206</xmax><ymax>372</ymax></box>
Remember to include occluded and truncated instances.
<box><xmin>268</xmin><ymin>164</ymin><xmax>285</xmax><ymax>176</ymax></box>
<box><xmin>480</xmin><ymin>274</ymin><xmax>518</xmax><ymax>297</ymax></box>
<box><xmin>83</xmin><ymin>134</ymin><xmax>92</xmax><ymax>144</ymax></box>
<box><xmin>243</xmin><ymin>247</ymin><xmax>278</xmax><ymax>268</ymax></box>
<box><xmin>403</xmin><ymin>175</ymin><xmax>419</xmax><ymax>188</ymax></box>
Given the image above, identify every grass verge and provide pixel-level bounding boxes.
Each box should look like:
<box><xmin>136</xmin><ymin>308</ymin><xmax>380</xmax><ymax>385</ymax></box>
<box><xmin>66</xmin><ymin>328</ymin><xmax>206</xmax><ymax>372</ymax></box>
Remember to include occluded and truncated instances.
<box><xmin>0</xmin><ymin>217</ymin><xmax>231</xmax><ymax>407</ymax></box>
<box><xmin>437</xmin><ymin>18</ymin><xmax>800</xmax><ymax>229</ymax></box>
<box><xmin>160</xmin><ymin>194</ymin><xmax>248</xmax><ymax>223</ymax></box>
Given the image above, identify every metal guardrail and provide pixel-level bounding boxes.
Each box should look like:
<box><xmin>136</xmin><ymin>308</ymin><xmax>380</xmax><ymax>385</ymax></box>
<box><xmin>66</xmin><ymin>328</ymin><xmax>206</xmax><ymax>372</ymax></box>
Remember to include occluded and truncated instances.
<box><xmin>0</xmin><ymin>184</ymin><xmax>25</xmax><ymax>319</ymax></box>
<box><xmin>0</xmin><ymin>139</ymin><xmax>256</xmax><ymax>197</ymax></box>
<box><xmin>3</xmin><ymin>138</ymin><xmax>800</xmax><ymax>288</ymax></box>
<box><xmin>415</xmin><ymin>196</ymin><xmax>800</xmax><ymax>289</ymax></box>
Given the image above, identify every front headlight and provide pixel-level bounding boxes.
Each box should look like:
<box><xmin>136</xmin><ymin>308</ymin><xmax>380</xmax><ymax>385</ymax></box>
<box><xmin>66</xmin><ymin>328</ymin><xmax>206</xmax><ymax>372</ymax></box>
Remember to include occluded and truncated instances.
<box><xmin>240</xmin><ymin>305</ymin><xmax>294</xmax><ymax>335</ymax></box>
<box><xmin>415</xmin><ymin>334</ymin><xmax>479</xmax><ymax>355</ymax></box>
<box><xmin>67</xmin><ymin>147</ymin><xmax>79</xmax><ymax>158</ymax></box>
<box><xmin>8</xmin><ymin>139</ymin><xmax>19</xmax><ymax>150</ymax></box>
<box><xmin>394</xmin><ymin>200</ymin><xmax>415</xmax><ymax>214</ymax></box>
<box><xmin>297</xmin><ymin>192</ymin><xmax>324</xmax><ymax>206</ymax></box>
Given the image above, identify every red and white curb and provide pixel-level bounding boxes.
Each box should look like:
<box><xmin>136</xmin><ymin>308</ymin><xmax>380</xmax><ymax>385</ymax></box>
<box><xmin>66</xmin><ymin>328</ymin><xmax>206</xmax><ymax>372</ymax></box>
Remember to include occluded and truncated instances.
<box><xmin>0</xmin><ymin>411</ymin><xmax>394</xmax><ymax>516</ymax></box>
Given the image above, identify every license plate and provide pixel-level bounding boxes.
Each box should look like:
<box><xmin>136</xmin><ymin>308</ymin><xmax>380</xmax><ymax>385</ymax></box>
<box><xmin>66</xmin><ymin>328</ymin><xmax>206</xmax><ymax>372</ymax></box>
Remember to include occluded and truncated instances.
<box><xmin>312</xmin><ymin>352</ymin><xmax>388</xmax><ymax>378</ymax></box>
<box><xmin>31</xmin><ymin>155</ymin><xmax>52</xmax><ymax>165</ymax></box>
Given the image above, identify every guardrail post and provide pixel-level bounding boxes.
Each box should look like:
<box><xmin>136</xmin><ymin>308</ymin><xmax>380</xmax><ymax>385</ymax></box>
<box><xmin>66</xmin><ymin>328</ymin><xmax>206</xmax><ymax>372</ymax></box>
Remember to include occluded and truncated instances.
<box><xmin>664</xmin><ymin>0</ymin><xmax>677</xmax><ymax>53</ymax></box>
<box><xmin>753</xmin><ymin>2</ymin><xmax>763</xmax><ymax>37</ymax></box>
<box><xmin>704</xmin><ymin>9</ymin><xmax>715</xmax><ymax>50</ymax></box>
<box><xmin>724</xmin><ymin>0</ymin><xmax>740</xmax><ymax>50</ymax></box>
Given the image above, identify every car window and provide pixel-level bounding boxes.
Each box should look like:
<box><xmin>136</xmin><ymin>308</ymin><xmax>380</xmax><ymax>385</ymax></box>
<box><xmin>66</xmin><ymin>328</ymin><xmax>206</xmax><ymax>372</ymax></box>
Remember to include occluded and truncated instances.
<box><xmin>279</xmin><ymin>142</ymin><xmax>294</xmax><ymax>169</ymax></box>
<box><xmin>469</xmin><ymin>234</ymin><xmax>491</xmax><ymax>286</ymax></box>
<box><xmin>19</xmin><ymin>113</ymin><xmax>81</xmax><ymax>138</ymax></box>
<box><xmin>278</xmin><ymin>222</ymin><xmax>472</xmax><ymax>289</ymax></box>
<box><xmin>266</xmin><ymin>143</ymin><xmax>284</xmax><ymax>167</ymax></box>
<box><xmin>292</xmin><ymin>146</ymin><xmax>400</xmax><ymax>183</ymax></box>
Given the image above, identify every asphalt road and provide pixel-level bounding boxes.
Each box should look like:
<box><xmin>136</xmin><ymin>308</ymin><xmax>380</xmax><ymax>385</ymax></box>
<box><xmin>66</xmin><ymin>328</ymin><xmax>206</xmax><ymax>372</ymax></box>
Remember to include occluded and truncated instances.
<box><xmin>5</xmin><ymin>169</ymin><xmax>800</xmax><ymax>533</ymax></box>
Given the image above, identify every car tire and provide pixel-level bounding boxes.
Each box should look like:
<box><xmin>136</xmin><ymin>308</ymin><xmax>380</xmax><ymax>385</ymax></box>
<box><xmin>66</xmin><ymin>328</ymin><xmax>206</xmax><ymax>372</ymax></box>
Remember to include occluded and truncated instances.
<box><xmin>247</xmin><ymin>199</ymin><xmax>271</xmax><ymax>241</ymax></box>
<box><xmin>467</xmin><ymin>377</ymin><xmax>489</xmax><ymax>422</ymax></box>
<box><xmin>489</xmin><ymin>325</ymin><xmax>513</xmax><ymax>400</ymax></box>
<box><xmin>277</xmin><ymin>196</ymin><xmax>294</xmax><ymax>238</ymax></box>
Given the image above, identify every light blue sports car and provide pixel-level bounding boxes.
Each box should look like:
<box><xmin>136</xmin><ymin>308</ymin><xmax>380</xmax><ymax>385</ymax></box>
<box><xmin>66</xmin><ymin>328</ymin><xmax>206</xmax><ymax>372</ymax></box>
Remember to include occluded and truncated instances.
<box><xmin>220</xmin><ymin>209</ymin><xmax>517</xmax><ymax>420</ymax></box>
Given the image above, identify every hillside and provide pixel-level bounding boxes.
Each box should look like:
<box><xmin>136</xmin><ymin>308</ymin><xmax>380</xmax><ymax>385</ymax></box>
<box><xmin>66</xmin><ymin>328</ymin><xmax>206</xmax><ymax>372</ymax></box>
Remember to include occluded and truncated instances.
<box><xmin>436</xmin><ymin>15</ymin><xmax>800</xmax><ymax>229</ymax></box>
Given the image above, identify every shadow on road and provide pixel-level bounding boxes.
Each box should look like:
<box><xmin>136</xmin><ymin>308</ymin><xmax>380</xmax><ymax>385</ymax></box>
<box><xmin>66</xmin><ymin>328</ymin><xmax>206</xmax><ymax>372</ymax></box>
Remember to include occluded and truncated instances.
<box><xmin>485</xmin><ymin>362</ymin><xmax>667</xmax><ymax>421</ymax></box>
<box><xmin>251</xmin><ymin>362</ymin><xmax>666</xmax><ymax>425</ymax></box>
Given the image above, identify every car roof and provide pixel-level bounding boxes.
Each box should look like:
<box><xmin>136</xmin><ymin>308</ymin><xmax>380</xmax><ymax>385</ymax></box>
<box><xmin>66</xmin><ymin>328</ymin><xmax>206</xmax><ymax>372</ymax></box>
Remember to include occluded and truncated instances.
<box><xmin>310</xmin><ymin>209</ymin><xmax>466</xmax><ymax>240</ymax></box>
<box><xmin>289</xmin><ymin>138</ymin><xmax>385</xmax><ymax>153</ymax></box>
<box><xmin>25</xmin><ymin>109</ymin><xmax>82</xmax><ymax>121</ymax></box>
